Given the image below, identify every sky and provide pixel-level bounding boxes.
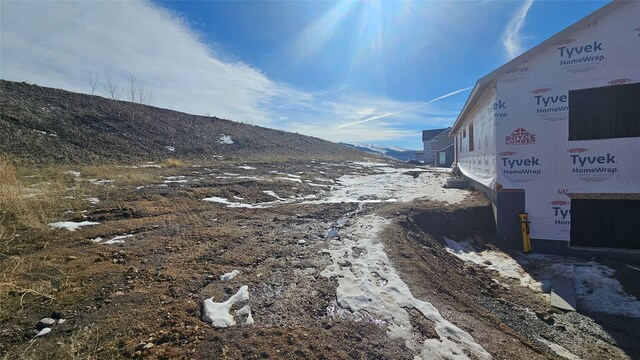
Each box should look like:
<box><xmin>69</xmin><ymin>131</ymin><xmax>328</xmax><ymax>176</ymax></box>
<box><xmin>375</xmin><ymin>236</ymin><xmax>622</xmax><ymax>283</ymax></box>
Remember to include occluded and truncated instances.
<box><xmin>1</xmin><ymin>0</ymin><xmax>609</xmax><ymax>150</ymax></box>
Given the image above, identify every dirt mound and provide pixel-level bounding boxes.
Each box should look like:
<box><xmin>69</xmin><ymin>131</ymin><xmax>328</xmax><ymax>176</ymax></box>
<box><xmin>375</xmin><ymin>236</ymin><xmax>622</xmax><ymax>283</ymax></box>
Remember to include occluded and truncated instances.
<box><xmin>0</xmin><ymin>80</ymin><xmax>366</xmax><ymax>165</ymax></box>
<box><xmin>380</xmin><ymin>200</ymin><xmax>635</xmax><ymax>360</ymax></box>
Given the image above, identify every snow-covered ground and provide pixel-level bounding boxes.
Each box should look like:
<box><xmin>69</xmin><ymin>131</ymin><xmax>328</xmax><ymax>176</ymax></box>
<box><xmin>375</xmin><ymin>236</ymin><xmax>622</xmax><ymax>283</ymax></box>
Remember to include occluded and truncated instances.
<box><xmin>321</xmin><ymin>214</ymin><xmax>491</xmax><ymax>359</ymax></box>
<box><xmin>306</xmin><ymin>162</ymin><xmax>467</xmax><ymax>205</ymax></box>
<box><xmin>444</xmin><ymin>239</ymin><xmax>640</xmax><ymax>317</ymax></box>
<box><xmin>202</xmin><ymin>162</ymin><xmax>467</xmax><ymax>208</ymax></box>
<box><xmin>48</xmin><ymin>221</ymin><xmax>99</xmax><ymax>231</ymax></box>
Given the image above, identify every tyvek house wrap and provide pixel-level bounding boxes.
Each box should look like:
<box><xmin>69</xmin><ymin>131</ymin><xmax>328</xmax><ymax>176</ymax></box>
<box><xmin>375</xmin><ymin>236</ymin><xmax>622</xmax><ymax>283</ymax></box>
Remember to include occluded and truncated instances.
<box><xmin>456</xmin><ymin>83</ymin><xmax>498</xmax><ymax>190</ymax></box>
<box><xmin>458</xmin><ymin>1</ymin><xmax>640</xmax><ymax>242</ymax></box>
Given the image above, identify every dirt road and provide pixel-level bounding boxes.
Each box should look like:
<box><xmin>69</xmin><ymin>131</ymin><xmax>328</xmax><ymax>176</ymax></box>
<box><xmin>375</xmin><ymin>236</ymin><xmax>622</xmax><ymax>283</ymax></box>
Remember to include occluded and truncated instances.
<box><xmin>2</xmin><ymin>160</ymin><xmax>638</xmax><ymax>359</ymax></box>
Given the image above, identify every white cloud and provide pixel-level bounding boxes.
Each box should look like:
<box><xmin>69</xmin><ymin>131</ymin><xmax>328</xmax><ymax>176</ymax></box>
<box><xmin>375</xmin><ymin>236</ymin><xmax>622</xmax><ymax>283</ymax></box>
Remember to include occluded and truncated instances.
<box><xmin>502</xmin><ymin>0</ymin><xmax>534</xmax><ymax>59</ymax></box>
<box><xmin>0</xmin><ymin>1</ymin><xmax>277</xmax><ymax>124</ymax></box>
<box><xmin>274</xmin><ymin>91</ymin><xmax>460</xmax><ymax>146</ymax></box>
<box><xmin>0</xmin><ymin>0</ymin><xmax>466</xmax><ymax>149</ymax></box>
<box><xmin>336</xmin><ymin>86</ymin><xmax>471</xmax><ymax>129</ymax></box>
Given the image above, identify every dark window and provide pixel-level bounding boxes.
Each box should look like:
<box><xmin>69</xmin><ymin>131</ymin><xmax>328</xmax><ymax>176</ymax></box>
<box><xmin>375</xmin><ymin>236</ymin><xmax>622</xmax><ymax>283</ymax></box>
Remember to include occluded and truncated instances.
<box><xmin>468</xmin><ymin>124</ymin><xmax>474</xmax><ymax>151</ymax></box>
<box><xmin>571</xmin><ymin>199</ymin><xmax>640</xmax><ymax>249</ymax></box>
<box><xmin>569</xmin><ymin>82</ymin><xmax>640</xmax><ymax>140</ymax></box>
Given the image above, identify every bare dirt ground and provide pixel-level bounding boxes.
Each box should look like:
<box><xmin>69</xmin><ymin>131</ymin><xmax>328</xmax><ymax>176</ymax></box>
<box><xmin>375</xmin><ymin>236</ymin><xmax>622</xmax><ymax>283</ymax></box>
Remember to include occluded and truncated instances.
<box><xmin>2</xmin><ymin>159</ymin><xmax>639</xmax><ymax>359</ymax></box>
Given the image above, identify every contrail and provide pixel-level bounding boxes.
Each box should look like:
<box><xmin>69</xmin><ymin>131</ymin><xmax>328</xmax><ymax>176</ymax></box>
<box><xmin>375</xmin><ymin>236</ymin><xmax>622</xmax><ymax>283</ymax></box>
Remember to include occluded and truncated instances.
<box><xmin>337</xmin><ymin>86</ymin><xmax>472</xmax><ymax>129</ymax></box>
<box><xmin>426</xmin><ymin>86</ymin><xmax>473</xmax><ymax>104</ymax></box>
<box><xmin>502</xmin><ymin>0</ymin><xmax>534</xmax><ymax>59</ymax></box>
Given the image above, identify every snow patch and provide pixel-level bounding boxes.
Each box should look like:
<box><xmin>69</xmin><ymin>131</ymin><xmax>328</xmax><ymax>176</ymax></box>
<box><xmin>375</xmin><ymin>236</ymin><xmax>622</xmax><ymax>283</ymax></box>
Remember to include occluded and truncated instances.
<box><xmin>444</xmin><ymin>239</ymin><xmax>543</xmax><ymax>292</ymax></box>
<box><xmin>203</xmin><ymin>196</ymin><xmax>270</xmax><ymax>209</ymax></box>
<box><xmin>551</xmin><ymin>261</ymin><xmax>640</xmax><ymax>317</ymax></box>
<box><xmin>202</xmin><ymin>285</ymin><xmax>250</xmax><ymax>327</ymax></box>
<box><xmin>263</xmin><ymin>190</ymin><xmax>286</xmax><ymax>201</ymax></box>
<box><xmin>236</xmin><ymin>305</ymin><xmax>254</xmax><ymax>325</ymax></box>
<box><xmin>306</xmin><ymin>167</ymin><xmax>465</xmax><ymax>205</ymax></box>
<box><xmin>48</xmin><ymin>221</ymin><xmax>99</xmax><ymax>232</ymax></box>
<box><xmin>89</xmin><ymin>179</ymin><xmax>113</xmax><ymax>186</ymax></box>
<box><xmin>306</xmin><ymin>182</ymin><xmax>330</xmax><ymax>188</ymax></box>
<box><xmin>219</xmin><ymin>134</ymin><xmax>234</xmax><ymax>144</ymax></box>
<box><xmin>321</xmin><ymin>214</ymin><xmax>490</xmax><ymax>359</ymax></box>
<box><xmin>277</xmin><ymin>177</ymin><xmax>302</xmax><ymax>183</ymax></box>
<box><xmin>238</xmin><ymin>165</ymin><xmax>256</xmax><ymax>170</ymax></box>
<box><xmin>165</xmin><ymin>146</ymin><xmax>175</xmax><ymax>152</ymax></box>
<box><xmin>91</xmin><ymin>234</ymin><xmax>135</xmax><ymax>245</ymax></box>
<box><xmin>35</xmin><ymin>327</ymin><xmax>51</xmax><ymax>337</ymax></box>
<box><xmin>220</xmin><ymin>270</ymin><xmax>240</xmax><ymax>281</ymax></box>
<box><xmin>444</xmin><ymin>239</ymin><xmax>640</xmax><ymax>317</ymax></box>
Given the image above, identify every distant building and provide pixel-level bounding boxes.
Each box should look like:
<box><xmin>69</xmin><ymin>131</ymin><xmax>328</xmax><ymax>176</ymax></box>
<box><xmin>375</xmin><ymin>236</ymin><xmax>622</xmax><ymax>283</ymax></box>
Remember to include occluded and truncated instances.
<box><xmin>422</xmin><ymin>128</ymin><xmax>453</xmax><ymax>166</ymax></box>
<box><xmin>422</xmin><ymin>128</ymin><xmax>450</xmax><ymax>165</ymax></box>
<box><xmin>450</xmin><ymin>1</ymin><xmax>640</xmax><ymax>255</ymax></box>
<box><xmin>431</xmin><ymin>130</ymin><xmax>454</xmax><ymax>167</ymax></box>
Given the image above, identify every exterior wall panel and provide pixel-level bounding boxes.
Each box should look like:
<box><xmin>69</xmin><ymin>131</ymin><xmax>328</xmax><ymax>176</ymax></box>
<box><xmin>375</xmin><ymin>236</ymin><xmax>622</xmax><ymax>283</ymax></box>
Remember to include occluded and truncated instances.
<box><xmin>454</xmin><ymin>2</ymin><xmax>640</xmax><ymax>248</ymax></box>
<box><xmin>493</xmin><ymin>3</ymin><xmax>640</xmax><ymax>242</ymax></box>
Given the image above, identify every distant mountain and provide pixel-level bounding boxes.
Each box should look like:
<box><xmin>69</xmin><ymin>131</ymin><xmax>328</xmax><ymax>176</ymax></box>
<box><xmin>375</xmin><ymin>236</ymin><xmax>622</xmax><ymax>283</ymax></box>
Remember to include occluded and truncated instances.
<box><xmin>340</xmin><ymin>142</ymin><xmax>417</xmax><ymax>162</ymax></box>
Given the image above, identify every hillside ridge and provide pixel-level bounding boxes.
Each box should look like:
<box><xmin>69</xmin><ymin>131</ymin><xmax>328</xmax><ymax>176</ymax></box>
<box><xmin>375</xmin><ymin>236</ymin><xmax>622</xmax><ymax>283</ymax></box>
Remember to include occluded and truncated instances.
<box><xmin>0</xmin><ymin>80</ymin><xmax>365</xmax><ymax>164</ymax></box>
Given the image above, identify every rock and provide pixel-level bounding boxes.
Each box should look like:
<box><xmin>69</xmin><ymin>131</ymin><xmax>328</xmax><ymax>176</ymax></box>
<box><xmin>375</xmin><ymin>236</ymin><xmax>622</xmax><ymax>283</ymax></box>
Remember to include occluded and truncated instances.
<box><xmin>113</xmin><ymin>291</ymin><xmax>125</xmax><ymax>297</ymax></box>
<box><xmin>37</xmin><ymin>318</ymin><xmax>56</xmax><ymax>329</ymax></box>
<box><xmin>65</xmin><ymin>256</ymin><xmax>77</xmax><ymax>262</ymax></box>
<box><xmin>144</xmin><ymin>343</ymin><xmax>155</xmax><ymax>349</ymax></box>
<box><xmin>51</xmin><ymin>311</ymin><xmax>65</xmax><ymax>319</ymax></box>
<box><xmin>57</xmin><ymin>319</ymin><xmax>66</xmax><ymax>324</ymax></box>
<box><xmin>135</xmin><ymin>342</ymin><xmax>147</xmax><ymax>351</ymax></box>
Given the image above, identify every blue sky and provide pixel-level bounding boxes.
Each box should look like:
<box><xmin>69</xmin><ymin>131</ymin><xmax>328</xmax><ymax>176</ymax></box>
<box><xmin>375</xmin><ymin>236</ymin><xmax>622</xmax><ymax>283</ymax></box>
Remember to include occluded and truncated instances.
<box><xmin>1</xmin><ymin>0</ymin><xmax>608</xmax><ymax>149</ymax></box>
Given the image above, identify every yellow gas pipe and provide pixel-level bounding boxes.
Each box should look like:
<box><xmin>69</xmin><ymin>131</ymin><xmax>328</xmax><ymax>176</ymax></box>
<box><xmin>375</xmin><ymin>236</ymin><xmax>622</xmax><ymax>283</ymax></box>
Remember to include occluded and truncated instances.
<box><xmin>518</xmin><ymin>212</ymin><xmax>532</xmax><ymax>253</ymax></box>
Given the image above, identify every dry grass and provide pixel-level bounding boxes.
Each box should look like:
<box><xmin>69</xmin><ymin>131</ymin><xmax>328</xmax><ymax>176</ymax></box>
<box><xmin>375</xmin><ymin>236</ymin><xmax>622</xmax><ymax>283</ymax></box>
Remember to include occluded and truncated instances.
<box><xmin>81</xmin><ymin>165</ymin><xmax>157</xmax><ymax>186</ymax></box>
<box><xmin>0</xmin><ymin>158</ymin><xmax>160</xmax><ymax>248</ymax></box>
<box><xmin>162</xmin><ymin>158</ymin><xmax>185</xmax><ymax>168</ymax></box>
<box><xmin>0</xmin><ymin>256</ymin><xmax>59</xmax><ymax>322</ymax></box>
<box><xmin>0</xmin><ymin>157</ymin><xmax>75</xmax><ymax>322</ymax></box>
<box><xmin>0</xmin><ymin>157</ymin><xmax>74</xmax><ymax>247</ymax></box>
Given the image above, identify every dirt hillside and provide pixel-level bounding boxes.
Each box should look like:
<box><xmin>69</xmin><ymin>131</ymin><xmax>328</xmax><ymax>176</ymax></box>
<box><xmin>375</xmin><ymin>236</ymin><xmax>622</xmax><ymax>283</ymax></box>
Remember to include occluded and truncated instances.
<box><xmin>0</xmin><ymin>80</ymin><xmax>364</xmax><ymax>165</ymax></box>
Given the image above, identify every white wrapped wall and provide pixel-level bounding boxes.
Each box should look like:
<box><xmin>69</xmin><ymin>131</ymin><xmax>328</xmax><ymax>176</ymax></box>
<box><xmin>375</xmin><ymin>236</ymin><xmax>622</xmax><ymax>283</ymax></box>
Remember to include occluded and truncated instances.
<box><xmin>459</xmin><ymin>2</ymin><xmax>640</xmax><ymax>242</ymax></box>
<box><xmin>457</xmin><ymin>85</ymin><xmax>497</xmax><ymax>189</ymax></box>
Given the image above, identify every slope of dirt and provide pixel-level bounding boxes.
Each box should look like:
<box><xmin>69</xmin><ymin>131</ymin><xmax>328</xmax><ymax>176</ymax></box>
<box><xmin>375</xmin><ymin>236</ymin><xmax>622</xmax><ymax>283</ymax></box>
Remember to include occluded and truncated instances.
<box><xmin>0</xmin><ymin>80</ymin><xmax>365</xmax><ymax>165</ymax></box>
<box><xmin>380</xmin><ymin>204</ymin><xmax>635</xmax><ymax>360</ymax></box>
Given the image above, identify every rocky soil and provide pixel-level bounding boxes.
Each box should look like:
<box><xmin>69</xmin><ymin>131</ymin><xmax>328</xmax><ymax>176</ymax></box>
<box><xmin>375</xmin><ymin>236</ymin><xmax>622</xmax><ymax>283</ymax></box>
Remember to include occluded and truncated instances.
<box><xmin>2</xmin><ymin>159</ymin><xmax>638</xmax><ymax>359</ymax></box>
<box><xmin>0</xmin><ymin>80</ymin><xmax>363</xmax><ymax>165</ymax></box>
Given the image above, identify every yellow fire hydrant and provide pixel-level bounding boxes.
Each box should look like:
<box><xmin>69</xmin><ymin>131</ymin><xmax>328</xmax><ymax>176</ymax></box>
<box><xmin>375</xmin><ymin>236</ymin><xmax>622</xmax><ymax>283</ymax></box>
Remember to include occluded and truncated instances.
<box><xmin>518</xmin><ymin>212</ymin><xmax>532</xmax><ymax>253</ymax></box>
